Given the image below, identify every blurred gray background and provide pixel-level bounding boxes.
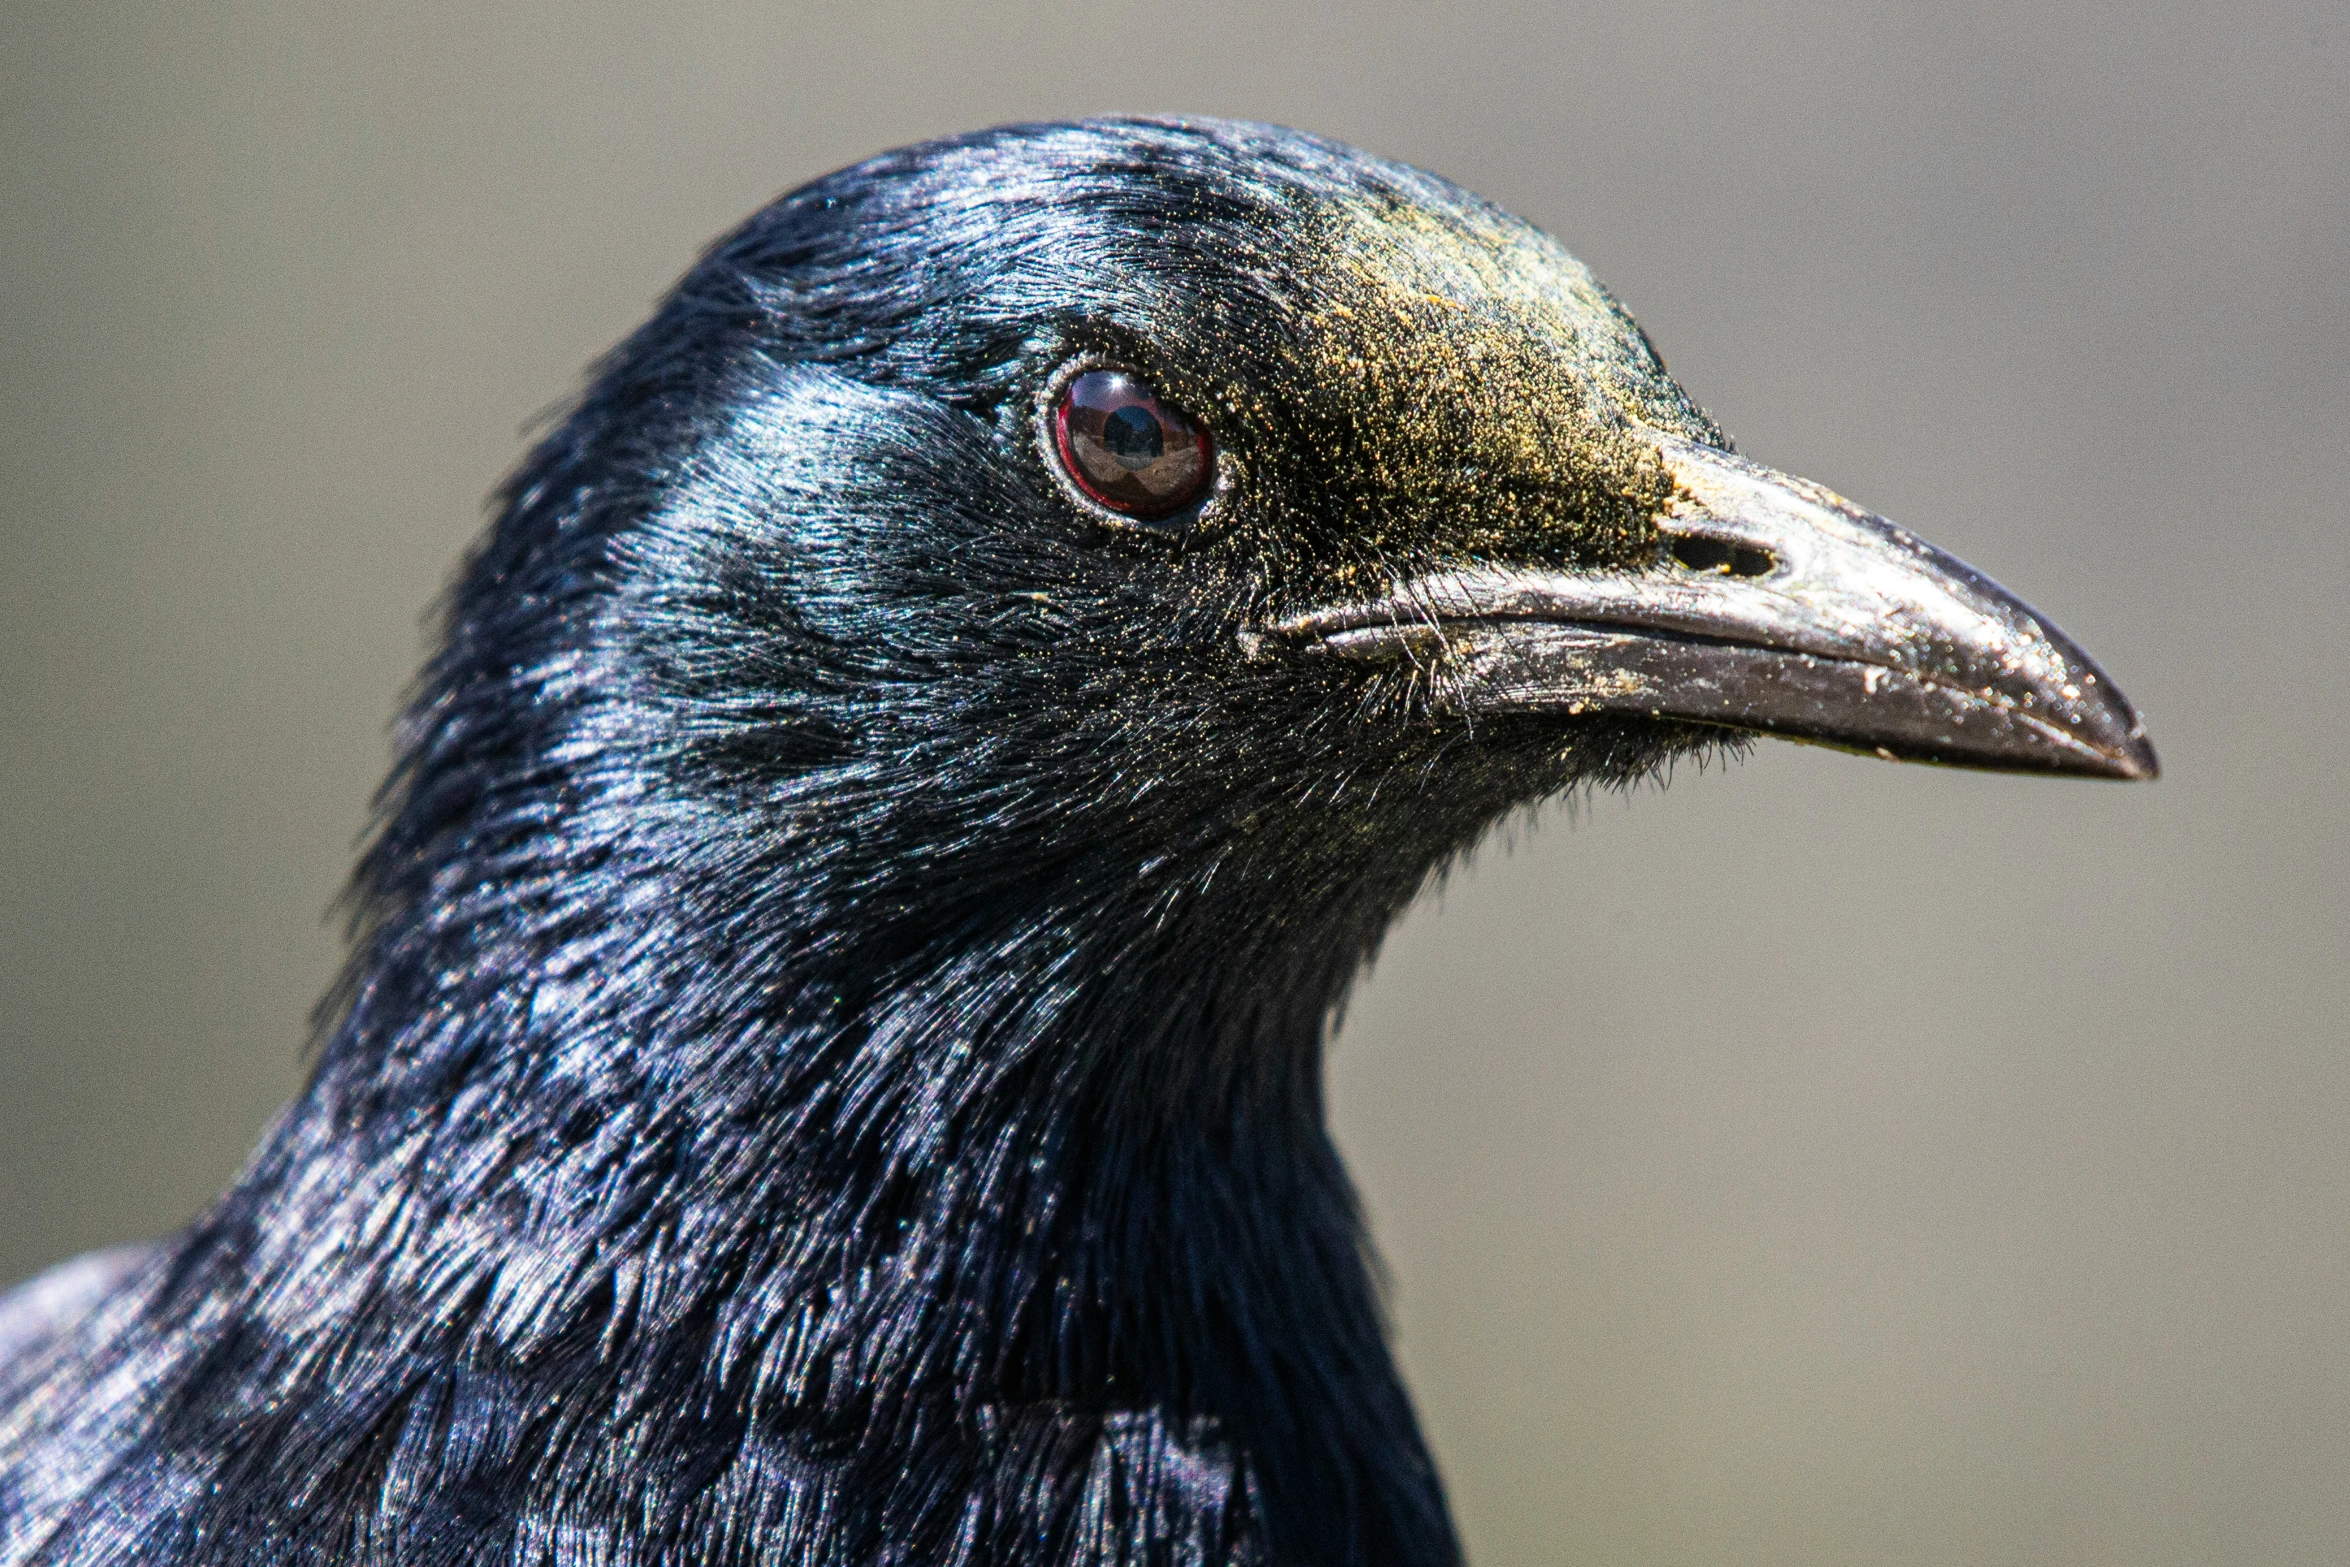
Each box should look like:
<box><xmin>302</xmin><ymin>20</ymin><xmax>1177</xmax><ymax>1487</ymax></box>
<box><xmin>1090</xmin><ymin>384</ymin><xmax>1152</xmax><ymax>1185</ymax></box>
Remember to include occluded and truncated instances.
<box><xmin>3</xmin><ymin>3</ymin><xmax>2343</xmax><ymax>1562</ymax></box>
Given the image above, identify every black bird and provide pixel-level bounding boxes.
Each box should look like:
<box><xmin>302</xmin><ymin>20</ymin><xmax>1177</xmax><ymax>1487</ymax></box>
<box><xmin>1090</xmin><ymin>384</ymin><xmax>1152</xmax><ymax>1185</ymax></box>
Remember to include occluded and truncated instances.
<box><xmin>0</xmin><ymin>119</ymin><xmax>2154</xmax><ymax>1566</ymax></box>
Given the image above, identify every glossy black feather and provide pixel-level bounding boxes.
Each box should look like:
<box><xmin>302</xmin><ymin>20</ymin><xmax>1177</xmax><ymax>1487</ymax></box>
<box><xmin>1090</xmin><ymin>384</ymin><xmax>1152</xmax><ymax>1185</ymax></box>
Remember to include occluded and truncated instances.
<box><xmin>0</xmin><ymin>118</ymin><xmax>1724</xmax><ymax>1567</ymax></box>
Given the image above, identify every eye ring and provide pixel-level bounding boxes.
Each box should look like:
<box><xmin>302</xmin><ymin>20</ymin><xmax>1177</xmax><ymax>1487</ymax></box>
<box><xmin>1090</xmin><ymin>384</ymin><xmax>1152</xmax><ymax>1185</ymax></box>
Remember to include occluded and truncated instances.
<box><xmin>1037</xmin><ymin>359</ymin><xmax>1222</xmax><ymax>530</ymax></box>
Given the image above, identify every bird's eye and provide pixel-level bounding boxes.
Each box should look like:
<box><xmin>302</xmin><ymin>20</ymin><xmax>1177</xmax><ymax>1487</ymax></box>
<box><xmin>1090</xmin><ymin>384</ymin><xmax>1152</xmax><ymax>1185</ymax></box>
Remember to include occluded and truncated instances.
<box><xmin>1049</xmin><ymin>368</ymin><xmax>1214</xmax><ymax>522</ymax></box>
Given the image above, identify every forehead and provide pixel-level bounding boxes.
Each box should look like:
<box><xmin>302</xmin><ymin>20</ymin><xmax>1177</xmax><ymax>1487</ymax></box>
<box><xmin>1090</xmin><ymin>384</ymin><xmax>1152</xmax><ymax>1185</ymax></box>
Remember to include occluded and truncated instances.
<box><xmin>957</xmin><ymin>128</ymin><xmax>1707</xmax><ymax>444</ymax></box>
<box><xmin>1300</xmin><ymin>192</ymin><xmax>1695</xmax><ymax>435</ymax></box>
<box><xmin>1106</xmin><ymin>148</ymin><xmax>1711</xmax><ymax>565</ymax></box>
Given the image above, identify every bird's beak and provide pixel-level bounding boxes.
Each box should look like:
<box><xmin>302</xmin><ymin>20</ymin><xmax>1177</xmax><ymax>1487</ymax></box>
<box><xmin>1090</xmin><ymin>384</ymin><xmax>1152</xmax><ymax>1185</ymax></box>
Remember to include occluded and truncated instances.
<box><xmin>1266</xmin><ymin>428</ymin><xmax>2158</xmax><ymax>779</ymax></box>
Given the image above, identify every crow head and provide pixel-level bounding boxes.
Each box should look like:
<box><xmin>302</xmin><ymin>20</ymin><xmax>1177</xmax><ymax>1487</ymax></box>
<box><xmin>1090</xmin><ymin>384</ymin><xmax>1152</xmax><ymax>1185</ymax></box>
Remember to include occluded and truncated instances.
<box><xmin>469</xmin><ymin>118</ymin><xmax>2148</xmax><ymax>1004</ymax></box>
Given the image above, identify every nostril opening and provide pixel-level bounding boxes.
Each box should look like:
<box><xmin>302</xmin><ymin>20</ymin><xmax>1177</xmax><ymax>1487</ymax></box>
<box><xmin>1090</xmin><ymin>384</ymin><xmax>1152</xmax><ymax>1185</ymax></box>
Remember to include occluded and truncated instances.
<box><xmin>1667</xmin><ymin>534</ymin><xmax>1777</xmax><ymax>578</ymax></box>
<box><xmin>1669</xmin><ymin>535</ymin><xmax>1734</xmax><ymax>573</ymax></box>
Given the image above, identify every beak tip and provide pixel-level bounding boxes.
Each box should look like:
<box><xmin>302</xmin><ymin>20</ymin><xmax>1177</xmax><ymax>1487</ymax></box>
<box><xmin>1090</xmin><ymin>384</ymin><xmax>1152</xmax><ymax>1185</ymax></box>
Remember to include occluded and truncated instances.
<box><xmin>2108</xmin><ymin>730</ymin><xmax>2161</xmax><ymax>782</ymax></box>
<box><xmin>2070</xmin><ymin>695</ymin><xmax>2158</xmax><ymax>780</ymax></box>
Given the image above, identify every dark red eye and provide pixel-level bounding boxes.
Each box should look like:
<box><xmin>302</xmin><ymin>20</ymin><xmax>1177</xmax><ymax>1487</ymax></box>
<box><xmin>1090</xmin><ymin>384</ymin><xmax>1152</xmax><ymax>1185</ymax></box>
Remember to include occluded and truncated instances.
<box><xmin>1050</xmin><ymin>369</ymin><xmax>1213</xmax><ymax>521</ymax></box>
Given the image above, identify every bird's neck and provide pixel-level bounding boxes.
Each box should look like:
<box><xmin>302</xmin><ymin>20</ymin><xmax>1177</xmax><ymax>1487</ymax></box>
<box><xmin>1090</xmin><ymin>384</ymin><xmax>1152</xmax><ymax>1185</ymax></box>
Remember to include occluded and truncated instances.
<box><xmin>183</xmin><ymin>840</ymin><xmax>1457</xmax><ymax>1563</ymax></box>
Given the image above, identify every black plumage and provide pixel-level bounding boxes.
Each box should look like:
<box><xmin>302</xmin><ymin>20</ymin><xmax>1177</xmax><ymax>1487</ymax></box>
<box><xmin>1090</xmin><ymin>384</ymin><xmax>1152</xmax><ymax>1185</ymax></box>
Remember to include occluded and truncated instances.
<box><xmin>0</xmin><ymin>119</ymin><xmax>2152</xmax><ymax>1567</ymax></box>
